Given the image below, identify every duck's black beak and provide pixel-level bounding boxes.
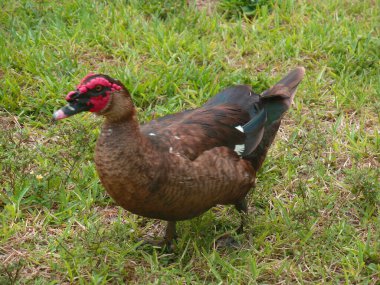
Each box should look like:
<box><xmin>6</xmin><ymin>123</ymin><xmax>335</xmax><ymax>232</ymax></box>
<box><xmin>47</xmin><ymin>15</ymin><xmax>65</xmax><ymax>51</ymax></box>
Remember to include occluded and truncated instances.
<box><xmin>52</xmin><ymin>101</ymin><xmax>91</xmax><ymax>120</ymax></box>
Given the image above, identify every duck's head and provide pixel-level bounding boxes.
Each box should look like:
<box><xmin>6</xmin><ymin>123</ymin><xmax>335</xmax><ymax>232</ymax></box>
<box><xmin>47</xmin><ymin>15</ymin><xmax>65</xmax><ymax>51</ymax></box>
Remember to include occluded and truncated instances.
<box><xmin>53</xmin><ymin>74</ymin><xmax>134</xmax><ymax>121</ymax></box>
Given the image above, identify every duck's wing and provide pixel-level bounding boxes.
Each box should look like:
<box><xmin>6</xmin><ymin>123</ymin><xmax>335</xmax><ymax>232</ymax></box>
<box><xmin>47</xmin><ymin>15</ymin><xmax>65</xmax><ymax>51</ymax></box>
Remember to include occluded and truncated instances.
<box><xmin>141</xmin><ymin>103</ymin><xmax>250</xmax><ymax>160</ymax></box>
<box><xmin>141</xmin><ymin>67</ymin><xmax>305</xmax><ymax>163</ymax></box>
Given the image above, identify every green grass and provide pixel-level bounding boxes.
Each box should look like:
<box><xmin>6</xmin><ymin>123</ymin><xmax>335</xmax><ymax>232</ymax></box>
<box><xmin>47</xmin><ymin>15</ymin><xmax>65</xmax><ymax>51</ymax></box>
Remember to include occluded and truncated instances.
<box><xmin>1</xmin><ymin>0</ymin><xmax>379</xmax><ymax>283</ymax></box>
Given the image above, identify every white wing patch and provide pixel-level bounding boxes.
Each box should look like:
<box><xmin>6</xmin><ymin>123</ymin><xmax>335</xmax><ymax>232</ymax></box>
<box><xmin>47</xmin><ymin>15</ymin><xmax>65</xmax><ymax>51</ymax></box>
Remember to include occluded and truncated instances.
<box><xmin>234</xmin><ymin>144</ymin><xmax>245</xmax><ymax>156</ymax></box>
<box><xmin>149</xmin><ymin>133</ymin><xmax>156</xmax><ymax>136</ymax></box>
<box><xmin>234</xmin><ymin>126</ymin><xmax>245</xmax><ymax>155</ymax></box>
<box><xmin>235</xmin><ymin>125</ymin><xmax>244</xmax><ymax>133</ymax></box>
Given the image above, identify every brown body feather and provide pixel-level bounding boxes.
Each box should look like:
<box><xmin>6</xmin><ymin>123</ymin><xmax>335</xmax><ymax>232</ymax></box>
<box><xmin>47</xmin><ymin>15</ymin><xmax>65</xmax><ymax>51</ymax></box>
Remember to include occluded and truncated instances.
<box><xmin>95</xmin><ymin>113</ymin><xmax>254</xmax><ymax>221</ymax></box>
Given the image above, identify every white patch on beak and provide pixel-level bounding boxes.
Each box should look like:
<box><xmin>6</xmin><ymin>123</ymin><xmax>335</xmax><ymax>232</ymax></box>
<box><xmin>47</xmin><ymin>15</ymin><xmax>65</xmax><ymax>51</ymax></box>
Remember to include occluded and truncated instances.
<box><xmin>53</xmin><ymin>109</ymin><xmax>68</xmax><ymax>120</ymax></box>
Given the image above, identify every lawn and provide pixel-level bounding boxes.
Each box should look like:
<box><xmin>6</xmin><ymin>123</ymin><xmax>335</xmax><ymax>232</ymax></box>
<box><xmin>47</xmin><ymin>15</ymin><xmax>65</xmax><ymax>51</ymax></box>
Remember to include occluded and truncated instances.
<box><xmin>0</xmin><ymin>0</ymin><xmax>379</xmax><ymax>283</ymax></box>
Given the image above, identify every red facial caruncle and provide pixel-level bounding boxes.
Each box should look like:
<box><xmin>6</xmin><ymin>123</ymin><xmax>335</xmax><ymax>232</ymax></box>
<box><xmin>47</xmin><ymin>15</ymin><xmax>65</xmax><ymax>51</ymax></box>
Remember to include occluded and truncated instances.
<box><xmin>66</xmin><ymin>74</ymin><xmax>122</xmax><ymax>113</ymax></box>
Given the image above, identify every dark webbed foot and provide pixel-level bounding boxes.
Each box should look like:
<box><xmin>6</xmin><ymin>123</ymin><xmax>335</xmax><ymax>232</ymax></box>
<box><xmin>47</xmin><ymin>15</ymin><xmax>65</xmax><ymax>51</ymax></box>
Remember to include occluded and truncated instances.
<box><xmin>215</xmin><ymin>234</ymin><xmax>240</xmax><ymax>249</ymax></box>
<box><xmin>138</xmin><ymin>221</ymin><xmax>177</xmax><ymax>251</ymax></box>
<box><xmin>139</xmin><ymin>238</ymin><xmax>175</xmax><ymax>251</ymax></box>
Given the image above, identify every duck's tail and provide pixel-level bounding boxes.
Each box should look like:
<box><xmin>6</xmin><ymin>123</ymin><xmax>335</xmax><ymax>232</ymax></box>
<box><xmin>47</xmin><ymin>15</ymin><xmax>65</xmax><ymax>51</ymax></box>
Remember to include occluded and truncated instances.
<box><xmin>243</xmin><ymin>67</ymin><xmax>305</xmax><ymax>170</ymax></box>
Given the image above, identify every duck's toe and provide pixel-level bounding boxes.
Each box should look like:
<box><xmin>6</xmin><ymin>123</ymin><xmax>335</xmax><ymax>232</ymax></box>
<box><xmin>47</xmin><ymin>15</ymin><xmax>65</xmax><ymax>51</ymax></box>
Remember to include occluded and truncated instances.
<box><xmin>137</xmin><ymin>237</ymin><xmax>176</xmax><ymax>252</ymax></box>
<box><xmin>215</xmin><ymin>234</ymin><xmax>240</xmax><ymax>249</ymax></box>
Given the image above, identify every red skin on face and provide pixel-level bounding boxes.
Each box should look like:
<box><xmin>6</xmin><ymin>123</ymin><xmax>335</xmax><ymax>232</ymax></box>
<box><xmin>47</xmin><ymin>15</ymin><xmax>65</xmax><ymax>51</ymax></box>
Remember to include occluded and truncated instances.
<box><xmin>65</xmin><ymin>91</ymin><xmax>77</xmax><ymax>100</ymax></box>
<box><xmin>89</xmin><ymin>91</ymin><xmax>111</xmax><ymax>112</ymax></box>
<box><xmin>66</xmin><ymin>75</ymin><xmax>122</xmax><ymax>113</ymax></box>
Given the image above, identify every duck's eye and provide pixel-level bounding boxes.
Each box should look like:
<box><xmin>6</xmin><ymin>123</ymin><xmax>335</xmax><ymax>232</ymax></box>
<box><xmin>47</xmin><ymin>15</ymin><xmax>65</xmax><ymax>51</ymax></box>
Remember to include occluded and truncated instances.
<box><xmin>94</xmin><ymin>85</ymin><xmax>103</xmax><ymax>92</ymax></box>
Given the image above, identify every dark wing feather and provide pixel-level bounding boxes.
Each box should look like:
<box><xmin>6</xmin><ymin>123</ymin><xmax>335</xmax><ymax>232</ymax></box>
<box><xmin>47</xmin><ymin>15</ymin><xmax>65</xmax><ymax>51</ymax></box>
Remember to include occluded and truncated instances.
<box><xmin>203</xmin><ymin>85</ymin><xmax>260</xmax><ymax>116</ymax></box>
<box><xmin>141</xmin><ymin>104</ymin><xmax>249</xmax><ymax>160</ymax></box>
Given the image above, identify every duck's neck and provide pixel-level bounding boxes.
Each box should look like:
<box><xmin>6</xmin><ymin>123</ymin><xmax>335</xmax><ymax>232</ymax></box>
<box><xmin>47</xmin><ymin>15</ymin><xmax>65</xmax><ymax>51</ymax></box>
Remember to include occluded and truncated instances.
<box><xmin>98</xmin><ymin>114</ymin><xmax>145</xmax><ymax>159</ymax></box>
<box><xmin>94</xmin><ymin>114</ymin><xmax>158</xmax><ymax>196</ymax></box>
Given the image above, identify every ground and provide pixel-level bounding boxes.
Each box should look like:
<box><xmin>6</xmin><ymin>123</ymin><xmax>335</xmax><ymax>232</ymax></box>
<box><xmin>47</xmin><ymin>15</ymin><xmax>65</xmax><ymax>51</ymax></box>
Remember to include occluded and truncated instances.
<box><xmin>0</xmin><ymin>0</ymin><xmax>379</xmax><ymax>284</ymax></box>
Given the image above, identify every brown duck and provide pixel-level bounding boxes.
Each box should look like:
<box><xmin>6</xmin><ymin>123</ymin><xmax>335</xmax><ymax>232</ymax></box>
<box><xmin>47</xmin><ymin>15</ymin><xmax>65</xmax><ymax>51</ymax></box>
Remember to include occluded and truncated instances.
<box><xmin>53</xmin><ymin>67</ymin><xmax>305</xmax><ymax>245</ymax></box>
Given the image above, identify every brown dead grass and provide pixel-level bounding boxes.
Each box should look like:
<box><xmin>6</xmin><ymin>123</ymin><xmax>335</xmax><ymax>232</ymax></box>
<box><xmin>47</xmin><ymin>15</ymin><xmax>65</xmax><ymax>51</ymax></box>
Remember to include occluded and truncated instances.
<box><xmin>0</xmin><ymin>207</ymin><xmax>131</xmax><ymax>283</ymax></box>
<box><xmin>193</xmin><ymin>0</ymin><xmax>218</xmax><ymax>14</ymax></box>
<box><xmin>0</xmin><ymin>114</ymin><xmax>21</xmax><ymax>131</ymax></box>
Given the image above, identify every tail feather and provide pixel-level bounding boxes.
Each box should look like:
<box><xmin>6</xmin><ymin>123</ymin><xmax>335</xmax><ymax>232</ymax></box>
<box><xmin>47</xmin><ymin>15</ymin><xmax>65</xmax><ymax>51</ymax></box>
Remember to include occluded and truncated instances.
<box><xmin>261</xmin><ymin>67</ymin><xmax>305</xmax><ymax>105</ymax></box>
<box><xmin>243</xmin><ymin>67</ymin><xmax>305</xmax><ymax>168</ymax></box>
<box><xmin>203</xmin><ymin>85</ymin><xmax>258</xmax><ymax>113</ymax></box>
<box><xmin>260</xmin><ymin>67</ymin><xmax>305</xmax><ymax>125</ymax></box>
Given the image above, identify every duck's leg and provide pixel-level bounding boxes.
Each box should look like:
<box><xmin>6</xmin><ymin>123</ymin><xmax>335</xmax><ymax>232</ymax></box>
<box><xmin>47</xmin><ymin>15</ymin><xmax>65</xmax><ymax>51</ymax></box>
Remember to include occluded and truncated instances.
<box><xmin>164</xmin><ymin>221</ymin><xmax>177</xmax><ymax>244</ymax></box>
<box><xmin>215</xmin><ymin>198</ymin><xmax>248</xmax><ymax>248</ymax></box>
<box><xmin>235</xmin><ymin>197</ymin><xmax>248</xmax><ymax>234</ymax></box>
<box><xmin>139</xmin><ymin>221</ymin><xmax>177</xmax><ymax>250</ymax></box>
